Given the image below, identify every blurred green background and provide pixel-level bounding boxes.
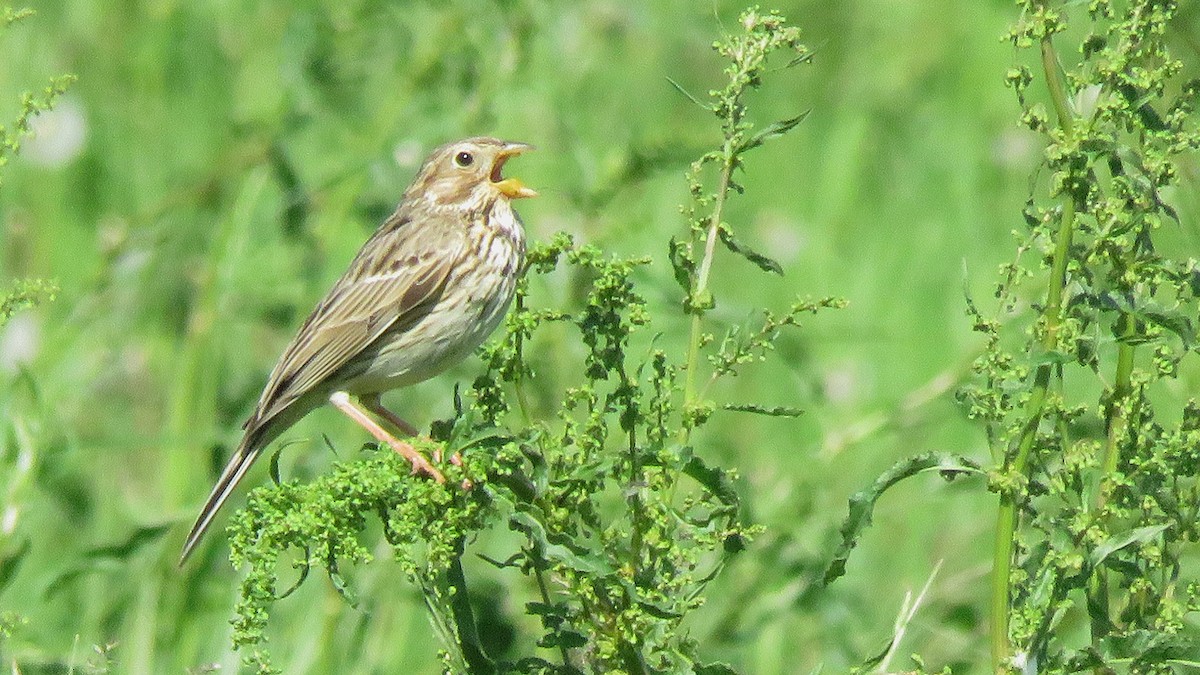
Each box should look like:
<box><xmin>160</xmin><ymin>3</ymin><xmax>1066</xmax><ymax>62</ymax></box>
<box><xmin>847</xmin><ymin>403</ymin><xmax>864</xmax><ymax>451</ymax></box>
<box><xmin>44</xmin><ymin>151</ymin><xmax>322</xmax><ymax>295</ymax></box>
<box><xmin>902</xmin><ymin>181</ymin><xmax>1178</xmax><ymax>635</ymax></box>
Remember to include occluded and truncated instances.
<box><xmin>2</xmin><ymin>1</ymin><xmax>1198</xmax><ymax>673</ymax></box>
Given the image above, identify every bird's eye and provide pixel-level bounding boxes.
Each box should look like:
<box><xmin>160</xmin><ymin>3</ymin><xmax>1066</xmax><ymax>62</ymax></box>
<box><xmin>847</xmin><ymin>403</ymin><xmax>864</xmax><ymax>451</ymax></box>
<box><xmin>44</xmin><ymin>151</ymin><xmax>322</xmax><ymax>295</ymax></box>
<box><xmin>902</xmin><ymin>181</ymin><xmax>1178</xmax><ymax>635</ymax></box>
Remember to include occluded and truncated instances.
<box><xmin>454</xmin><ymin>151</ymin><xmax>474</xmax><ymax>168</ymax></box>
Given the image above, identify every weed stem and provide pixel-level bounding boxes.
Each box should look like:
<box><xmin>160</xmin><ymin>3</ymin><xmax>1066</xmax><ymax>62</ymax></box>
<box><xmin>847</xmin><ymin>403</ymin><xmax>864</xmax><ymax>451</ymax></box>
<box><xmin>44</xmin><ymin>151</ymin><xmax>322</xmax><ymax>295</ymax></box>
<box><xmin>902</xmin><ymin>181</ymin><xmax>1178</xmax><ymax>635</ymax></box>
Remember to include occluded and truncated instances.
<box><xmin>992</xmin><ymin>30</ymin><xmax>1078</xmax><ymax>672</ymax></box>
<box><xmin>684</xmin><ymin>141</ymin><xmax>737</xmax><ymax>418</ymax></box>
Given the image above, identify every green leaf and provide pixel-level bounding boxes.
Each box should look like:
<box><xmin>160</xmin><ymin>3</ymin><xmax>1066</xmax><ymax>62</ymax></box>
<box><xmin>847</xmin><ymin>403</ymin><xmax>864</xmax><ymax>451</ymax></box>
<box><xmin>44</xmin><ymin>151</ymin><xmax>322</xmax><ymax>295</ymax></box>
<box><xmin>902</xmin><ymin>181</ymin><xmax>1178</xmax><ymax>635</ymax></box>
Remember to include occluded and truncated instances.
<box><xmin>268</xmin><ymin>438</ymin><xmax>308</xmax><ymax>486</ymax></box>
<box><xmin>855</xmin><ymin>636</ymin><xmax>894</xmax><ymax>670</ymax></box>
<box><xmin>539</xmin><ymin>629</ymin><xmax>588</xmax><ymax>649</ymax></box>
<box><xmin>82</xmin><ymin>523</ymin><xmax>173</xmax><ymax>559</ymax></box>
<box><xmin>269</xmin><ymin>446</ymin><xmax>284</xmax><ymax>486</ymax></box>
<box><xmin>736</xmin><ymin>110</ymin><xmax>811</xmax><ymax>153</ymax></box>
<box><xmin>511</xmin><ymin>657</ymin><xmax>560</xmax><ymax>671</ymax></box>
<box><xmin>0</xmin><ymin>539</ymin><xmax>29</xmax><ymax>595</ymax></box>
<box><xmin>1089</xmin><ymin>524</ymin><xmax>1170</xmax><ymax>568</ymax></box>
<box><xmin>1029</xmin><ymin>348</ymin><xmax>1071</xmax><ymax>368</ymax></box>
<box><xmin>668</xmin><ymin>237</ymin><xmax>696</xmax><ymax>293</ymax></box>
<box><xmin>276</xmin><ymin>558</ymin><xmax>311</xmax><ymax>600</ymax></box>
<box><xmin>327</xmin><ymin>556</ymin><xmax>360</xmax><ymax>609</ymax></box>
<box><xmin>717</xmin><ymin>228</ymin><xmax>784</xmax><ymax>275</ymax></box>
<box><xmin>1093</xmin><ymin>292</ymin><xmax>1197</xmax><ymax>349</ymax></box>
<box><xmin>681</xmin><ymin>450</ymin><xmax>741</xmax><ymax>508</ymax></box>
<box><xmin>1137</xmin><ymin>307</ymin><xmax>1195</xmax><ymax>350</ymax></box>
<box><xmin>637</xmin><ymin>599</ymin><xmax>683</xmax><ymax>619</ymax></box>
<box><xmin>722</xmin><ymin>403</ymin><xmax>804</xmax><ymax>417</ymax></box>
<box><xmin>825</xmin><ymin>452</ymin><xmax>983</xmax><ymax>584</ymax></box>
<box><xmin>477</xmin><ymin>552</ymin><xmax>522</xmax><ymax>570</ymax></box>
<box><xmin>695</xmin><ymin>663</ymin><xmax>739</xmax><ymax>675</ymax></box>
<box><xmin>266</xmin><ymin>142</ymin><xmax>310</xmax><ymax>237</ymax></box>
<box><xmin>44</xmin><ymin>524</ymin><xmax>172</xmax><ymax>598</ymax></box>
<box><xmin>444</xmin><ymin>555</ymin><xmax>494</xmax><ymax>673</ymax></box>
<box><xmin>524</xmin><ymin>601</ymin><xmax>564</xmax><ymax>619</ymax></box>
<box><xmin>1071</xmin><ymin>630</ymin><xmax>1200</xmax><ymax>669</ymax></box>
<box><xmin>1116</xmin><ymin>81</ymin><xmax>1167</xmax><ymax>132</ymax></box>
<box><xmin>509</xmin><ymin>511</ymin><xmax>615</xmax><ymax>576</ymax></box>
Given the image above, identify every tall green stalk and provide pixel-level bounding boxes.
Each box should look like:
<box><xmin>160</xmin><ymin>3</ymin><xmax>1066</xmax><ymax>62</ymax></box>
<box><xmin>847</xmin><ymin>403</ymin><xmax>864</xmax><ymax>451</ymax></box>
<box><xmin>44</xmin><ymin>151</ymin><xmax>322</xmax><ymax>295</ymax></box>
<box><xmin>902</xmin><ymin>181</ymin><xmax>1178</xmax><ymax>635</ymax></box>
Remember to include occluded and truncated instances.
<box><xmin>991</xmin><ymin>28</ymin><xmax>1077</xmax><ymax>673</ymax></box>
<box><xmin>674</xmin><ymin>9</ymin><xmax>810</xmax><ymax>439</ymax></box>
<box><xmin>978</xmin><ymin>0</ymin><xmax>1200</xmax><ymax>670</ymax></box>
<box><xmin>682</xmin><ymin>144</ymin><xmax>736</xmax><ymax>412</ymax></box>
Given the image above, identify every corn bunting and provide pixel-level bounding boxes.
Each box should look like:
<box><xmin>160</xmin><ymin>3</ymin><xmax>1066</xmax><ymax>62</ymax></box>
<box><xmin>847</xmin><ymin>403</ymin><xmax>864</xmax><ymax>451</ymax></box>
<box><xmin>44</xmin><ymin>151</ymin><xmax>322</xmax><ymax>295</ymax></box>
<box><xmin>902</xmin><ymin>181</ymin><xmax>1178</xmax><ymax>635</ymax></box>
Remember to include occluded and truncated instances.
<box><xmin>180</xmin><ymin>137</ymin><xmax>535</xmax><ymax>563</ymax></box>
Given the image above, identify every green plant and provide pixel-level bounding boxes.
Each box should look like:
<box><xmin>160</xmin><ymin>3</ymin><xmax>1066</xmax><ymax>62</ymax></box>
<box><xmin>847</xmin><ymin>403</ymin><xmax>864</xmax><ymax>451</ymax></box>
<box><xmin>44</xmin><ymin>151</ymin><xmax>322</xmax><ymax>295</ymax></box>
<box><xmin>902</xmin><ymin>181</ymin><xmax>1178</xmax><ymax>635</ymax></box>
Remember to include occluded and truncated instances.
<box><xmin>225</xmin><ymin>8</ymin><xmax>836</xmax><ymax>674</ymax></box>
<box><xmin>0</xmin><ymin>278</ymin><xmax>56</xmax><ymax>328</ymax></box>
<box><xmin>0</xmin><ymin>7</ymin><xmax>73</xmax><ymax>189</ymax></box>
<box><xmin>975</xmin><ymin>1</ymin><xmax>1200</xmax><ymax>671</ymax></box>
<box><xmin>0</xmin><ymin>6</ymin><xmax>71</xmax><ymax>673</ymax></box>
<box><xmin>0</xmin><ymin>5</ymin><xmax>69</xmax><ymax>312</ymax></box>
<box><xmin>0</xmin><ymin>3</ymin><xmax>71</xmax><ymax>367</ymax></box>
<box><xmin>828</xmin><ymin>0</ymin><xmax>1200</xmax><ymax>672</ymax></box>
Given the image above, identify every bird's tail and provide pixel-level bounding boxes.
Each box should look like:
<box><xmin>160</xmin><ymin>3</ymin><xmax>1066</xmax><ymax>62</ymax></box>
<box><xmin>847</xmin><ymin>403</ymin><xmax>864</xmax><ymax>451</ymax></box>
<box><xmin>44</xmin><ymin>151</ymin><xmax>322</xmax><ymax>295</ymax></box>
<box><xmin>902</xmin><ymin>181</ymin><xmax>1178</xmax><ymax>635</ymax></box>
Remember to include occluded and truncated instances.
<box><xmin>178</xmin><ymin>425</ymin><xmax>268</xmax><ymax>565</ymax></box>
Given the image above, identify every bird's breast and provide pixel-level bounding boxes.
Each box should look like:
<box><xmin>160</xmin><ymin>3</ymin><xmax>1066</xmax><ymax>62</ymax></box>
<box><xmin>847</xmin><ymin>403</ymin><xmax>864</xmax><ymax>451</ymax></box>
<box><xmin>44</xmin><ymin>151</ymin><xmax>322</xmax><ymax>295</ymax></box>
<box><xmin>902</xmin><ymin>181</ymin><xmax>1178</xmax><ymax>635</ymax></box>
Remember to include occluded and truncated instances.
<box><xmin>346</xmin><ymin>200</ymin><xmax>525</xmax><ymax>394</ymax></box>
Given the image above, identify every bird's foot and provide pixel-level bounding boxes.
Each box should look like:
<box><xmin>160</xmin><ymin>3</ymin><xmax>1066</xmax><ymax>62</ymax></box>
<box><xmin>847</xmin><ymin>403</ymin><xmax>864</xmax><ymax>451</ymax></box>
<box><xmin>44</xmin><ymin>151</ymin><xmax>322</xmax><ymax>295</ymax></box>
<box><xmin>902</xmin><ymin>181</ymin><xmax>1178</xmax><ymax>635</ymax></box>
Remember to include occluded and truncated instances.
<box><xmin>392</xmin><ymin>441</ymin><xmax>446</xmax><ymax>484</ymax></box>
<box><xmin>331</xmin><ymin>391</ymin><xmax>445</xmax><ymax>483</ymax></box>
<box><xmin>432</xmin><ymin>447</ymin><xmax>472</xmax><ymax>490</ymax></box>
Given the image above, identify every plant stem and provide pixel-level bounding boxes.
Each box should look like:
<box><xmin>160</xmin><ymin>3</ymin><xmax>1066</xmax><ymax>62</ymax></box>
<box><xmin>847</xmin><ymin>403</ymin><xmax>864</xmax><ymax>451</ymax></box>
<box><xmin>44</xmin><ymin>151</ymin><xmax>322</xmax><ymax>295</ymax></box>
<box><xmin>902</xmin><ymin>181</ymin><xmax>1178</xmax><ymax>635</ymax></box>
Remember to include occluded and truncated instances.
<box><xmin>683</xmin><ymin>141</ymin><xmax>737</xmax><ymax>417</ymax></box>
<box><xmin>445</xmin><ymin>546</ymin><xmax>495</xmax><ymax>674</ymax></box>
<box><xmin>990</xmin><ymin>369</ymin><xmax>1049</xmax><ymax>672</ymax></box>
<box><xmin>511</xmin><ymin>293</ymin><xmax>535</xmax><ymax>427</ymax></box>
<box><xmin>1100</xmin><ymin>336</ymin><xmax>1135</xmax><ymax>481</ymax></box>
<box><xmin>532</xmin><ymin>558</ymin><xmax>571</xmax><ymax>668</ymax></box>
<box><xmin>525</xmin><ymin>487</ymin><xmax>573</xmax><ymax>669</ymax></box>
<box><xmin>992</xmin><ymin>33</ymin><xmax>1078</xmax><ymax>672</ymax></box>
<box><xmin>1088</xmin><ymin>322</ymin><xmax>1136</xmax><ymax>639</ymax></box>
<box><xmin>1041</xmin><ymin>35</ymin><xmax>1075</xmax><ymax>137</ymax></box>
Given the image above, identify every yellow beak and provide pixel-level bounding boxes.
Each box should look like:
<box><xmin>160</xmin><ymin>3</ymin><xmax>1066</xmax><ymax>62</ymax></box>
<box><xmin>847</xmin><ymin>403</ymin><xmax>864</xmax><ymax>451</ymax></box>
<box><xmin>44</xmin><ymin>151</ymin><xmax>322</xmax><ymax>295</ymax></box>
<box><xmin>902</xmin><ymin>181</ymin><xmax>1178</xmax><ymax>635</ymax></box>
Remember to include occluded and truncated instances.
<box><xmin>491</xmin><ymin>142</ymin><xmax>537</xmax><ymax>199</ymax></box>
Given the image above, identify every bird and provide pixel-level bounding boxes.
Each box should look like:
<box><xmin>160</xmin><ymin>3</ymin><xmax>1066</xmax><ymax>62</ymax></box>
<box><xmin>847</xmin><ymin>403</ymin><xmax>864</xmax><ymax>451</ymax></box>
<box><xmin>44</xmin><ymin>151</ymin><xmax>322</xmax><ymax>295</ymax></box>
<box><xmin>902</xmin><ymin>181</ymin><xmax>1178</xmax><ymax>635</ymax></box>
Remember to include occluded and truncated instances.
<box><xmin>179</xmin><ymin>137</ymin><xmax>536</xmax><ymax>563</ymax></box>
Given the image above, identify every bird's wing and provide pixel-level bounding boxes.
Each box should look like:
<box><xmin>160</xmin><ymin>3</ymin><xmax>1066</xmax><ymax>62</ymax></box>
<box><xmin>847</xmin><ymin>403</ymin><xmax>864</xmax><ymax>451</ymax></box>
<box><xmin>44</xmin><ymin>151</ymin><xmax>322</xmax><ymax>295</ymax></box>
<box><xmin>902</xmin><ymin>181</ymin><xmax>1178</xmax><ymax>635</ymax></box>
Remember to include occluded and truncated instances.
<box><xmin>180</xmin><ymin>210</ymin><xmax>464</xmax><ymax>563</ymax></box>
<box><xmin>248</xmin><ymin>209</ymin><xmax>466</xmax><ymax>429</ymax></box>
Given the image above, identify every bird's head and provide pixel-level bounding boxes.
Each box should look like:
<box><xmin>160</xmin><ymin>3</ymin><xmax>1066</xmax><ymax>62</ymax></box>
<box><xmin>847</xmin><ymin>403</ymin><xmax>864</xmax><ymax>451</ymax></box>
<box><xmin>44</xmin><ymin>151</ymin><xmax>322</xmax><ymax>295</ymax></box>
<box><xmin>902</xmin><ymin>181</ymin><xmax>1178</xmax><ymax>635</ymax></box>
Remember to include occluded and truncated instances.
<box><xmin>408</xmin><ymin>137</ymin><xmax>537</xmax><ymax>209</ymax></box>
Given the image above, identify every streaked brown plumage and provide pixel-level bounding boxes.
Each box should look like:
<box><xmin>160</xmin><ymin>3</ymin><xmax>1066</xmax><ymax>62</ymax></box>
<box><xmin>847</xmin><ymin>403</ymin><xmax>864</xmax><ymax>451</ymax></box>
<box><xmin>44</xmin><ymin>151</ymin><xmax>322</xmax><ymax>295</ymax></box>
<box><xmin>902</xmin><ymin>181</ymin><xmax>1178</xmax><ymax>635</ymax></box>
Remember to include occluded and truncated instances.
<box><xmin>180</xmin><ymin>137</ymin><xmax>535</xmax><ymax>563</ymax></box>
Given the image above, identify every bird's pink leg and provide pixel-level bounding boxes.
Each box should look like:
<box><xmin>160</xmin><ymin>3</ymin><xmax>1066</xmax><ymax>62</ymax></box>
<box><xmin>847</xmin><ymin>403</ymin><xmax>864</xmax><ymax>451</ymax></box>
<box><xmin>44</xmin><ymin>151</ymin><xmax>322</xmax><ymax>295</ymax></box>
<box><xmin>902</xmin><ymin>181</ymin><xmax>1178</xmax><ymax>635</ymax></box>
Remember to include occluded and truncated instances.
<box><xmin>360</xmin><ymin>393</ymin><xmax>464</xmax><ymax>468</ymax></box>
<box><xmin>329</xmin><ymin>392</ymin><xmax>445</xmax><ymax>484</ymax></box>
<box><xmin>360</xmin><ymin>393</ymin><xmax>420</xmax><ymax>437</ymax></box>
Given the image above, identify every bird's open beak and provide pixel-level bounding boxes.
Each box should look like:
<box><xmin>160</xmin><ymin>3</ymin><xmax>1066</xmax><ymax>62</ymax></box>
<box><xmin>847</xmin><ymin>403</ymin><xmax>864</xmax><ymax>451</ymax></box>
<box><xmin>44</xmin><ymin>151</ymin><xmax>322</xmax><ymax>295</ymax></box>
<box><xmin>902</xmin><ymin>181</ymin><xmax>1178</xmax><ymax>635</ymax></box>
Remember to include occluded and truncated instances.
<box><xmin>491</xmin><ymin>142</ymin><xmax>537</xmax><ymax>199</ymax></box>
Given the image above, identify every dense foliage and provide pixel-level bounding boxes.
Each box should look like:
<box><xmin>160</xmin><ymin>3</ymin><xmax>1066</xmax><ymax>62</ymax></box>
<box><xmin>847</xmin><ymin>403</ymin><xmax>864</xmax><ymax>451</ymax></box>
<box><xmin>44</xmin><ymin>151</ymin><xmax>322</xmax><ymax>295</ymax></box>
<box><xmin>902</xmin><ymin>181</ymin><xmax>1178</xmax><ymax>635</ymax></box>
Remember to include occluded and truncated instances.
<box><xmin>974</xmin><ymin>0</ymin><xmax>1200</xmax><ymax>670</ymax></box>
<box><xmin>1</xmin><ymin>1</ymin><xmax>1199</xmax><ymax>673</ymax></box>
<box><xmin>227</xmin><ymin>11</ymin><xmax>836</xmax><ymax>673</ymax></box>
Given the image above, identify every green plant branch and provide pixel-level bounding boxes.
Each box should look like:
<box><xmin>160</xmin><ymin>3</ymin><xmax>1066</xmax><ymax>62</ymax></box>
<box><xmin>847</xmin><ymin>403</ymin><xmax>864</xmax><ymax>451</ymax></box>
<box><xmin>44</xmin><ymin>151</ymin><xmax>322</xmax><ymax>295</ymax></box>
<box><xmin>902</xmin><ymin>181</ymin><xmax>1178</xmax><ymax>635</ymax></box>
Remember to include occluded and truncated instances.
<box><xmin>511</xmin><ymin>292</ymin><xmax>535</xmax><ymax>428</ymax></box>
<box><xmin>1040</xmin><ymin>35</ymin><xmax>1074</xmax><ymax>136</ymax></box>
<box><xmin>991</xmin><ymin>28</ymin><xmax>1078</xmax><ymax>672</ymax></box>
<box><xmin>0</xmin><ymin>7</ymin><xmax>75</xmax><ymax>187</ymax></box>
<box><xmin>675</xmin><ymin>10</ymin><xmax>808</xmax><ymax>439</ymax></box>
<box><xmin>683</xmin><ymin>148</ymin><xmax>735</xmax><ymax>413</ymax></box>
<box><xmin>531</xmin><ymin>548</ymin><xmax>572</xmax><ymax>668</ymax></box>
<box><xmin>1086</xmin><ymin>318</ymin><xmax>1137</xmax><ymax>641</ymax></box>
<box><xmin>225</xmin><ymin>12</ymin><xmax>811</xmax><ymax>673</ymax></box>
<box><xmin>1100</xmin><ymin>336</ymin><xmax>1135</xmax><ymax>484</ymax></box>
<box><xmin>992</xmin><ymin>196</ymin><xmax>1077</xmax><ymax>672</ymax></box>
<box><xmin>445</xmin><ymin>548</ymin><xmax>494</xmax><ymax>674</ymax></box>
